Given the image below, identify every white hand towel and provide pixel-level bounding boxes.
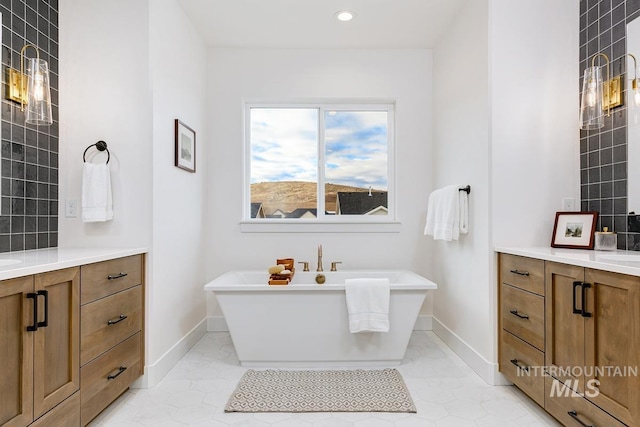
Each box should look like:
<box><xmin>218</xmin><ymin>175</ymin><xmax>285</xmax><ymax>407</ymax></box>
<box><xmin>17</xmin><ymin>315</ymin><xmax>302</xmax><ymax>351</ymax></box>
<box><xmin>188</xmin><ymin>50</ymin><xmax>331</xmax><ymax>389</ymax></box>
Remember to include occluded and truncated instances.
<box><xmin>345</xmin><ymin>278</ymin><xmax>390</xmax><ymax>333</ymax></box>
<box><xmin>82</xmin><ymin>163</ymin><xmax>113</xmax><ymax>222</ymax></box>
<box><xmin>424</xmin><ymin>185</ymin><xmax>460</xmax><ymax>241</ymax></box>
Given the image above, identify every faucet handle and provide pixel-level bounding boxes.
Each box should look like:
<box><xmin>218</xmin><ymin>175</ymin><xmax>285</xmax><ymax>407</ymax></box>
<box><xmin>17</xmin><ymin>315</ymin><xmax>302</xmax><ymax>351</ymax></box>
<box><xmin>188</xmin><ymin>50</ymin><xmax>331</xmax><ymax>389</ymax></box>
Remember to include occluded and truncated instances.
<box><xmin>298</xmin><ymin>261</ymin><xmax>309</xmax><ymax>272</ymax></box>
<box><xmin>330</xmin><ymin>261</ymin><xmax>342</xmax><ymax>271</ymax></box>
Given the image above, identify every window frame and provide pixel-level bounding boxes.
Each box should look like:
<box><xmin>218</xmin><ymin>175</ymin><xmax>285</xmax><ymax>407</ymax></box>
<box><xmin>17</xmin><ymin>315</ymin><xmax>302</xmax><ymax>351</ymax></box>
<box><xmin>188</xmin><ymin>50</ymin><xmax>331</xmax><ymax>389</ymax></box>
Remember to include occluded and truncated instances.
<box><xmin>241</xmin><ymin>100</ymin><xmax>399</xmax><ymax>233</ymax></box>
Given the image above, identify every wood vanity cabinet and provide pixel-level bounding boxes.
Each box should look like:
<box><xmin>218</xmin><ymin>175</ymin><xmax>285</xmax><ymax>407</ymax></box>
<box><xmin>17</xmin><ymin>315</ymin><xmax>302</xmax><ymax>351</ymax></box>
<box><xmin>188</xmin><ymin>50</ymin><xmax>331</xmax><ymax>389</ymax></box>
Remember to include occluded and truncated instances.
<box><xmin>545</xmin><ymin>262</ymin><xmax>640</xmax><ymax>427</ymax></box>
<box><xmin>498</xmin><ymin>254</ymin><xmax>546</xmax><ymax>406</ymax></box>
<box><xmin>499</xmin><ymin>252</ymin><xmax>640</xmax><ymax>427</ymax></box>
<box><xmin>80</xmin><ymin>255</ymin><xmax>144</xmax><ymax>426</ymax></box>
<box><xmin>0</xmin><ymin>269</ymin><xmax>80</xmax><ymax>427</ymax></box>
<box><xmin>0</xmin><ymin>253</ymin><xmax>144</xmax><ymax>427</ymax></box>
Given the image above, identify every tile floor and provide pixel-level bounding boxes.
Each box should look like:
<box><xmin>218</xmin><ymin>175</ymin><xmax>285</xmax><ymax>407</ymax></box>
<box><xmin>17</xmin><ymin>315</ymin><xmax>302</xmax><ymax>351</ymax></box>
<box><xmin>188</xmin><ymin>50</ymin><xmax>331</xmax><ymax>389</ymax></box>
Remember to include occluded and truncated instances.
<box><xmin>89</xmin><ymin>331</ymin><xmax>561</xmax><ymax>426</ymax></box>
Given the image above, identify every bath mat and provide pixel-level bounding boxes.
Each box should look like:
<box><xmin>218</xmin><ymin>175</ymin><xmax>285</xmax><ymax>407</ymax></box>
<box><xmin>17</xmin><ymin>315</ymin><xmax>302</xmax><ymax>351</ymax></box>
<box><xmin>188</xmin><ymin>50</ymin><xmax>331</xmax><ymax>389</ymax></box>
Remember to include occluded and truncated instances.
<box><xmin>224</xmin><ymin>368</ymin><xmax>416</xmax><ymax>413</ymax></box>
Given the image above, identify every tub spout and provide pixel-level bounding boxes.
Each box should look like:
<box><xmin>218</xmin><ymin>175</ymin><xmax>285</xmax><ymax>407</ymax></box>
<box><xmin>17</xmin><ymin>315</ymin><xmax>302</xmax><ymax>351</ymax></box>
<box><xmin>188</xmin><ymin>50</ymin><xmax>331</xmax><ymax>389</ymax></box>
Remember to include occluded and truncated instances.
<box><xmin>317</xmin><ymin>244</ymin><xmax>323</xmax><ymax>272</ymax></box>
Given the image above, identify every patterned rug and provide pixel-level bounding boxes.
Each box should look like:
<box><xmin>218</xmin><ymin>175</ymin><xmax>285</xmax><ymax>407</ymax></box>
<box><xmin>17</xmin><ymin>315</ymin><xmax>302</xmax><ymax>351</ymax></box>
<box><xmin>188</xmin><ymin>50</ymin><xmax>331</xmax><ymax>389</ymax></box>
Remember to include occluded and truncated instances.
<box><xmin>224</xmin><ymin>368</ymin><xmax>416</xmax><ymax>413</ymax></box>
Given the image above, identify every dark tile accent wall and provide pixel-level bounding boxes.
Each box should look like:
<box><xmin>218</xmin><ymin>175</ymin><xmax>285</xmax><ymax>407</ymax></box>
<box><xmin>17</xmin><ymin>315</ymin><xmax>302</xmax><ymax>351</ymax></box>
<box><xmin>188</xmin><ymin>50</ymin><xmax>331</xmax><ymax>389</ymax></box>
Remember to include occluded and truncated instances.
<box><xmin>580</xmin><ymin>0</ymin><xmax>640</xmax><ymax>250</ymax></box>
<box><xmin>0</xmin><ymin>0</ymin><xmax>58</xmax><ymax>252</ymax></box>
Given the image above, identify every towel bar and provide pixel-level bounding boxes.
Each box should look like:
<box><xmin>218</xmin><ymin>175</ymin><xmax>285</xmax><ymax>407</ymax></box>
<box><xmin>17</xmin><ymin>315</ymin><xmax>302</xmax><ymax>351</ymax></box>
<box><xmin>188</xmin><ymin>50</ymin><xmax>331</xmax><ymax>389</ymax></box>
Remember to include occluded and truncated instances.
<box><xmin>83</xmin><ymin>140</ymin><xmax>110</xmax><ymax>164</ymax></box>
<box><xmin>459</xmin><ymin>185</ymin><xmax>471</xmax><ymax>194</ymax></box>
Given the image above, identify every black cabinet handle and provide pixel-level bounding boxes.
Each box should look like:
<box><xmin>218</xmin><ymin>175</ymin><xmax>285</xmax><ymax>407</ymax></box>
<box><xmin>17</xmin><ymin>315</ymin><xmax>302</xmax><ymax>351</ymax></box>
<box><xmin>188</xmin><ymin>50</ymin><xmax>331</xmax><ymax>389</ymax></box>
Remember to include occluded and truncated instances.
<box><xmin>567</xmin><ymin>410</ymin><xmax>595</xmax><ymax>427</ymax></box>
<box><xmin>37</xmin><ymin>290</ymin><xmax>48</xmax><ymax>328</ymax></box>
<box><xmin>510</xmin><ymin>358</ymin><xmax>529</xmax><ymax>372</ymax></box>
<box><xmin>107</xmin><ymin>272</ymin><xmax>128</xmax><ymax>280</ymax></box>
<box><xmin>581</xmin><ymin>283</ymin><xmax>592</xmax><ymax>318</ymax></box>
<box><xmin>509</xmin><ymin>269</ymin><xmax>530</xmax><ymax>276</ymax></box>
<box><xmin>107</xmin><ymin>314</ymin><xmax>128</xmax><ymax>325</ymax></box>
<box><xmin>27</xmin><ymin>293</ymin><xmax>38</xmax><ymax>332</ymax></box>
<box><xmin>572</xmin><ymin>281</ymin><xmax>583</xmax><ymax>315</ymax></box>
<box><xmin>509</xmin><ymin>309</ymin><xmax>529</xmax><ymax>319</ymax></box>
<box><xmin>107</xmin><ymin>366</ymin><xmax>127</xmax><ymax>380</ymax></box>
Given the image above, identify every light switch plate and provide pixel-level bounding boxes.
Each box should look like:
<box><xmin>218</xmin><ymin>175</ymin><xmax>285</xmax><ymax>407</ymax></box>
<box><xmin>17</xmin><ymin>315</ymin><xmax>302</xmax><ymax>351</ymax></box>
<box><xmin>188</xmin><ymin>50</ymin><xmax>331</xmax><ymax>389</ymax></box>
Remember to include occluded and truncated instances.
<box><xmin>65</xmin><ymin>199</ymin><xmax>78</xmax><ymax>218</ymax></box>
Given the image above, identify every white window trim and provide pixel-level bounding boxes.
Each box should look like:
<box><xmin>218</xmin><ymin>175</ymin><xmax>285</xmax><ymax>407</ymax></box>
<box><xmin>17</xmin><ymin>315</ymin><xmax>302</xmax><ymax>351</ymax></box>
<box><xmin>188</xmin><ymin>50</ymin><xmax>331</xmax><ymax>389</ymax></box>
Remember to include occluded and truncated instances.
<box><xmin>241</xmin><ymin>100</ymin><xmax>399</xmax><ymax>233</ymax></box>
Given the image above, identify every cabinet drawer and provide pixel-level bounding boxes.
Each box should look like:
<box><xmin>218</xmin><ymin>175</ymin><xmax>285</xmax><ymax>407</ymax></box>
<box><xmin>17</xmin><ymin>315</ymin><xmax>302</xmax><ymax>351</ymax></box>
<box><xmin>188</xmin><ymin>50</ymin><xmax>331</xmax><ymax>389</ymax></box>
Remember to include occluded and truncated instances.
<box><xmin>544</xmin><ymin>377</ymin><xmax>626</xmax><ymax>427</ymax></box>
<box><xmin>500</xmin><ymin>330</ymin><xmax>545</xmax><ymax>407</ymax></box>
<box><xmin>501</xmin><ymin>283</ymin><xmax>545</xmax><ymax>351</ymax></box>
<box><xmin>81</xmin><ymin>286</ymin><xmax>142</xmax><ymax>365</ymax></box>
<box><xmin>31</xmin><ymin>391</ymin><xmax>80</xmax><ymax>427</ymax></box>
<box><xmin>81</xmin><ymin>332</ymin><xmax>142</xmax><ymax>426</ymax></box>
<box><xmin>81</xmin><ymin>255</ymin><xmax>142</xmax><ymax>305</ymax></box>
<box><xmin>500</xmin><ymin>254</ymin><xmax>544</xmax><ymax>295</ymax></box>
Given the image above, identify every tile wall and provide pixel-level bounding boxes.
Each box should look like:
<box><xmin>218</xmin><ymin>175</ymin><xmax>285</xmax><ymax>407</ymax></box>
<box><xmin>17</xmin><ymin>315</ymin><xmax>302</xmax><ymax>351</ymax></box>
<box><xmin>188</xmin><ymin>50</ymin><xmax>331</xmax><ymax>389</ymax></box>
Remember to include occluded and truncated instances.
<box><xmin>580</xmin><ymin>0</ymin><xmax>640</xmax><ymax>249</ymax></box>
<box><xmin>0</xmin><ymin>0</ymin><xmax>58</xmax><ymax>252</ymax></box>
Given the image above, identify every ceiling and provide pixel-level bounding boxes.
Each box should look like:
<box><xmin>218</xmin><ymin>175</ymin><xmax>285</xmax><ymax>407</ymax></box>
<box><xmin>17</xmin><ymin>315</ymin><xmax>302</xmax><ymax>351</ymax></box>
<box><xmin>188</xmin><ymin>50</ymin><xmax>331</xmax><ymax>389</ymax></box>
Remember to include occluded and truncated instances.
<box><xmin>177</xmin><ymin>0</ymin><xmax>468</xmax><ymax>49</ymax></box>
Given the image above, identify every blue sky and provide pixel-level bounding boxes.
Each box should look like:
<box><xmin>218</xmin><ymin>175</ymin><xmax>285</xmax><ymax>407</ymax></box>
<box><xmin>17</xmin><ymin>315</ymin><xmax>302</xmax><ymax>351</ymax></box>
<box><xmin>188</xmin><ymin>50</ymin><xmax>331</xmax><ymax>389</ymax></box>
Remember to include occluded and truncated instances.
<box><xmin>250</xmin><ymin>108</ymin><xmax>388</xmax><ymax>189</ymax></box>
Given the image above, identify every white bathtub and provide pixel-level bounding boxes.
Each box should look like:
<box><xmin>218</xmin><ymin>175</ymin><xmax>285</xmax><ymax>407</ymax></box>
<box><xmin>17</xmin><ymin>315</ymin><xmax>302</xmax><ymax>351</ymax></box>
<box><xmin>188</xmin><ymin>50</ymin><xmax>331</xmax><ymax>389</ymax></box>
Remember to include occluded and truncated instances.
<box><xmin>204</xmin><ymin>270</ymin><xmax>437</xmax><ymax>367</ymax></box>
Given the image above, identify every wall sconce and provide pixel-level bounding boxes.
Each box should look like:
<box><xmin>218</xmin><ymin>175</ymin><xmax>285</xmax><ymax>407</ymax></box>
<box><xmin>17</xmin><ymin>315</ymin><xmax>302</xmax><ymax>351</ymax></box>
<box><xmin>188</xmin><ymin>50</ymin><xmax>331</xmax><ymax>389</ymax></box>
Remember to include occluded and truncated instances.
<box><xmin>7</xmin><ymin>44</ymin><xmax>53</xmax><ymax>125</ymax></box>
<box><xmin>579</xmin><ymin>53</ymin><xmax>622</xmax><ymax>130</ymax></box>
<box><xmin>628</xmin><ymin>54</ymin><xmax>640</xmax><ymax>106</ymax></box>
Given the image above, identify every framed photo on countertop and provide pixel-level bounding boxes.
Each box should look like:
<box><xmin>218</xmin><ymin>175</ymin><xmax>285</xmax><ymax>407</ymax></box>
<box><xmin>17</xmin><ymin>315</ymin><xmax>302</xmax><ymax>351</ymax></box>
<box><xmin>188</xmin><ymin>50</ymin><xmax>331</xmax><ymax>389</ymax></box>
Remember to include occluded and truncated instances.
<box><xmin>551</xmin><ymin>211</ymin><xmax>598</xmax><ymax>249</ymax></box>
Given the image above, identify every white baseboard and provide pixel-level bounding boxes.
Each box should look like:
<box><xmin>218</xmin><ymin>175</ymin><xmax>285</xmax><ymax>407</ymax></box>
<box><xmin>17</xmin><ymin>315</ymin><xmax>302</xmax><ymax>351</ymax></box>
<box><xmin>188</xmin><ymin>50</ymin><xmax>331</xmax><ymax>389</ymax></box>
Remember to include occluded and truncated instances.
<box><xmin>432</xmin><ymin>316</ymin><xmax>510</xmax><ymax>386</ymax></box>
<box><xmin>132</xmin><ymin>318</ymin><xmax>208</xmax><ymax>389</ymax></box>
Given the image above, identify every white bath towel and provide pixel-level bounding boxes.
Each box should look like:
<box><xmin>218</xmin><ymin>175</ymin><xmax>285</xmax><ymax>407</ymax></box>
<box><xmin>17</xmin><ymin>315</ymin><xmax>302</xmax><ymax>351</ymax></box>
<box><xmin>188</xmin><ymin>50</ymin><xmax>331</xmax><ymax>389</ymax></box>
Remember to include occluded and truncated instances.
<box><xmin>345</xmin><ymin>278</ymin><xmax>390</xmax><ymax>333</ymax></box>
<box><xmin>81</xmin><ymin>162</ymin><xmax>113</xmax><ymax>222</ymax></box>
<box><xmin>424</xmin><ymin>185</ymin><xmax>469</xmax><ymax>241</ymax></box>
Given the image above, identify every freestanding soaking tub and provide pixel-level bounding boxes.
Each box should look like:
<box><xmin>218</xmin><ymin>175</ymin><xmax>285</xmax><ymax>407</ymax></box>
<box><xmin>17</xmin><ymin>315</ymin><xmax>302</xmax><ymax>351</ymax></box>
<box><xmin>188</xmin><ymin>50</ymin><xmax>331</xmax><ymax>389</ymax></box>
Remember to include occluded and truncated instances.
<box><xmin>204</xmin><ymin>270</ymin><xmax>437</xmax><ymax>367</ymax></box>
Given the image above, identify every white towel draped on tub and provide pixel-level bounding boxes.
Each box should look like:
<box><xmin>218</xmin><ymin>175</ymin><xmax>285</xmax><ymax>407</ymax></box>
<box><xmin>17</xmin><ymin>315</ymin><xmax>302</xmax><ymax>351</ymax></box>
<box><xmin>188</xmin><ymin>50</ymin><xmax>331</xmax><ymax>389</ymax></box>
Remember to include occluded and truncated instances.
<box><xmin>82</xmin><ymin>162</ymin><xmax>113</xmax><ymax>222</ymax></box>
<box><xmin>424</xmin><ymin>184</ymin><xmax>469</xmax><ymax>241</ymax></box>
<box><xmin>345</xmin><ymin>278</ymin><xmax>390</xmax><ymax>333</ymax></box>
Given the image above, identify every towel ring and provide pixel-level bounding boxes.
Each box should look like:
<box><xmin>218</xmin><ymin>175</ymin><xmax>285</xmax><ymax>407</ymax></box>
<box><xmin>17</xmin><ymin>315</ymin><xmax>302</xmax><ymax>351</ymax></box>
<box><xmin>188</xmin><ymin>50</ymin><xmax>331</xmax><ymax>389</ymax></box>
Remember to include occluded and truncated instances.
<box><xmin>83</xmin><ymin>140</ymin><xmax>110</xmax><ymax>164</ymax></box>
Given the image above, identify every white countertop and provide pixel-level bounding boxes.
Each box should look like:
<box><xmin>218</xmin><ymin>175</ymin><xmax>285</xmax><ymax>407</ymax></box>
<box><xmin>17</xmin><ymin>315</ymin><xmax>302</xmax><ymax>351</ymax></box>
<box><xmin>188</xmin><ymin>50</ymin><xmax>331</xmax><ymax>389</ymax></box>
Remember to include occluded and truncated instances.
<box><xmin>495</xmin><ymin>246</ymin><xmax>640</xmax><ymax>276</ymax></box>
<box><xmin>0</xmin><ymin>247</ymin><xmax>147</xmax><ymax>281</ymax></box>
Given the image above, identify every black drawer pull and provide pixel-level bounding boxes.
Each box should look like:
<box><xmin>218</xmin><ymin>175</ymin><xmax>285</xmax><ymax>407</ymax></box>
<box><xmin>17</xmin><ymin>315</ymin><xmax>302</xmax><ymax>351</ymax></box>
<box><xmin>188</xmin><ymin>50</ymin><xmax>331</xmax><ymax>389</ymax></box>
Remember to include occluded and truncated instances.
<box><xmin>107</xmin><ymin>314</ymin><xmax>128</xmax><ymax>325</ymax></box>
<box><xmin>107</xmin><ymin>366</ymin><xmax>127</xmax><ymax>380</ymax></box>
<box><xmin>509</xmin><ymin>269</ymin><xmax>530</xmax><ymax>276</ymax></box>
<box><xmin>108</xmin><ymin>272</ymin><xmax>128</xmax><ymax>280</ymax></box>
<box><xmin>27</xmin><ymin>293</ymin><xmax>38</xmax><ymax>332</ymax></box>
<box><xmin>510</xmin><ymin>358</ymin><xmax>529</xmax><ymax>372</ymax></box>
<box><xmin>37</xmin><ymin>290</ymin><xmax>48</xmax><ymax>328</ymax></box>
<box><xmin>572</xmin><ymin>281</ymin><xmax>583</xmax><ymax>315</ymax></box>
<box><xmin>567</xmin><ymin>410</ymin><xmax>594</xmax><ymax>427</ymax></box>
<box><xmin>509</xmin><ymin>309</ymin><xmax>529</xmax><ymax>319</ymax></box>
<box><xmin>581</xmin><ymin>283</ymin><xmax>592</xmax><ymax>318</ymax></box>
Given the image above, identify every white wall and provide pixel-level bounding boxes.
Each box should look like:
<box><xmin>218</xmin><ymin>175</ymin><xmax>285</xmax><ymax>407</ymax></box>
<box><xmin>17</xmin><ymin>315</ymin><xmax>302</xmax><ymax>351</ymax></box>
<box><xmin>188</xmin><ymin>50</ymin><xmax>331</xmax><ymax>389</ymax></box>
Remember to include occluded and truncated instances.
<box><xmin>432</xmin><ymin>0</ymin><xmax>493</xmax><ymax>377</ymax></box>
<box><xmin>148</xmin><ymin>0</ymin><xmax>208</xmax><ymax>377</ymax></box>
<box><xmin>59</xmin><ymin>0</ymin><xmax>208</xmax><ymax>384</ymax></box>
<box><xmin>58</xmin><ymin>0</ymin><xmax>153</xmax><ymax>248</ymax></box>
<box><xmin>205</xmin><ymin>49</ymin><xmax>435</xmax><ymax>317</ymax></box>
<box><xmin>491</xmin><ymin>0</ymin><xmax>580</xmax><ymax>247</ymax></box>
<box><xmin>431</xmin><ymin>0</ymin><xmax>579</xmax><ymax>384</ymax></box>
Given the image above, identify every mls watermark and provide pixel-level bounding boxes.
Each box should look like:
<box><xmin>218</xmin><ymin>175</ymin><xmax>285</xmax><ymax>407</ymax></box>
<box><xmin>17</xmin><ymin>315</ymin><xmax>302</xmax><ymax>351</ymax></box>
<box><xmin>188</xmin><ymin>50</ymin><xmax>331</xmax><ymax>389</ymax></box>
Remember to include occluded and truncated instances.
<box><xmin>514</xmin><ymin>365</ymin><xmax>638</xmax><ymax>398</ymax></box>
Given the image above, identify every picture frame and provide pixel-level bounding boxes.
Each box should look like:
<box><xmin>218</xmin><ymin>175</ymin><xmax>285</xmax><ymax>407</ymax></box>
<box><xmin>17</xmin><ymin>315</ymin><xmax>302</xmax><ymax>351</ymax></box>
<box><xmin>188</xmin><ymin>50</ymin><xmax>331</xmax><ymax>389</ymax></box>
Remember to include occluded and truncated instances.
<box><xmin>551</xmin><ymin>211</ymin><xmax>599</xmax><ymax>249</ymax></box>
<box><xmin>175</xmin><ymin>119</ymin><xmax>196</xmax><ymax>173</ymax></box>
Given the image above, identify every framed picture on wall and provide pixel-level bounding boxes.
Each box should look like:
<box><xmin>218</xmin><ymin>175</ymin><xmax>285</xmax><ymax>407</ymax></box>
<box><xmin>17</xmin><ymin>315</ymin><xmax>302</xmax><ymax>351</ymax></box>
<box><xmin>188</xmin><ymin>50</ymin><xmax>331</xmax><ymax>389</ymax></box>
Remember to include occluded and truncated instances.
<box><xmin>175</xmin><ymin>119</ymin><xmax>196</xmax><ymax>173</ymax></box>
<box><xmin>551</xmin><ymin>211</ymin><xmax>599</xmax><ymax>249</ymax></box>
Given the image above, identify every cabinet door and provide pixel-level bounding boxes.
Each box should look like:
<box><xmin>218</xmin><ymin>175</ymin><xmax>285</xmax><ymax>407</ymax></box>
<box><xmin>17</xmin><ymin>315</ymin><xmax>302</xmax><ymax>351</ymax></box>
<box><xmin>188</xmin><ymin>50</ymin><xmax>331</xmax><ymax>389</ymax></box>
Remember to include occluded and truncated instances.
<box><xmin>32</xmin><ymin>268</ymin><xmax>80</xmax><ymax>419</ymax></box>
<box><xmin>545</xmin><ymin>262</ymin><xmax>586</xmax><ymax>392</ymax></box>
<box><xmin>0</xmin><ymin>276</ymin><xmax>34</xmax><ymax>427</ymax></box>
<box><xmin>584</xmin><ymin>268</ymin><xmax>640</xmax><ymax>427</ymax></box>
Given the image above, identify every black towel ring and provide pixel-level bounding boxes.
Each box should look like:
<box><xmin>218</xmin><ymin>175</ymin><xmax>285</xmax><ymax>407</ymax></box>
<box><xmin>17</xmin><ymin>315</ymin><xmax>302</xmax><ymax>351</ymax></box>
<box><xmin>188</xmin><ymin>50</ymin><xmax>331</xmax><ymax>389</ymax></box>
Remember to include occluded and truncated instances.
<box><xmin>83</xmin><ymin>140</ymin><xmax>110</xmax><ymax>164</ymax></box>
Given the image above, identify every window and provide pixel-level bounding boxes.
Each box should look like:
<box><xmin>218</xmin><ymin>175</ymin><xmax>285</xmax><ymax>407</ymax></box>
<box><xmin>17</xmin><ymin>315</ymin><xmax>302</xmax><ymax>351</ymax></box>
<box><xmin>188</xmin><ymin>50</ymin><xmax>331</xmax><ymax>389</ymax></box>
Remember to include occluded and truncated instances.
<box><xmin>245</xmin><ymin>102</ymin><xmax>395</xmax><ymax>223</ymax></box>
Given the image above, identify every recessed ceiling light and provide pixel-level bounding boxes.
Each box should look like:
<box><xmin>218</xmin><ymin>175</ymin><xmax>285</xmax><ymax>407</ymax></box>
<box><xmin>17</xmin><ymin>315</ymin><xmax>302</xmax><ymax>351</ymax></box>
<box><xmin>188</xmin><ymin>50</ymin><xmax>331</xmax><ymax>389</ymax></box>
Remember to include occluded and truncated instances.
<box><xmin>335</xmin><ymin>10</ymin><xmax>356</xmax><ymax>22</ymax></box>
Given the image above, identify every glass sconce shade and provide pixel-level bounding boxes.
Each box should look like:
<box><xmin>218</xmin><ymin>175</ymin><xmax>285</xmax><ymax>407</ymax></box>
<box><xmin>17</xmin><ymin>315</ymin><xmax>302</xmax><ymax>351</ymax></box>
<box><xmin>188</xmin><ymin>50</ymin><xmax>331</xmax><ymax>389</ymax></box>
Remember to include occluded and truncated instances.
<box><xmin>580</xmin><ymin>66</ymin><xmax>605</xmax><ymax>130</ymax></box>
<box><xmin>25</xmin><ymin>58</ymin><xmax>53</xmax><ymax>125</ymax></box>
